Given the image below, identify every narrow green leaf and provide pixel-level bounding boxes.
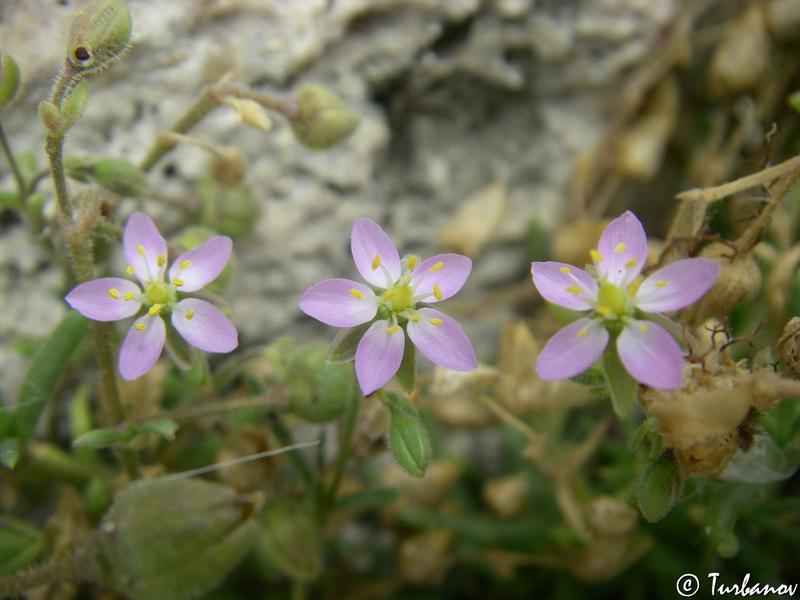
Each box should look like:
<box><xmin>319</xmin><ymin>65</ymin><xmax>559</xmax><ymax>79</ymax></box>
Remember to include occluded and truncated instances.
<box><xmin>381</xmin><ymin>392</ymin><xmax>432</xmax><ymax>478</ymax></box>
<box><xmin>13</xmin><ymin>311</ymin><xmax>88</xmax><ymax>442</ymax></box>
<box><xmin>637</xmin><ymin>450</ymin><xmax>684</xmax><ymax>522</ymax></box>
<box><xmin>136</xmin><ymin>418</ymin><xmax>178</xmax><ymax>442</ymax></box>
<box><xmin>326</xmin><ymin>322</ymin><xmax>370</xmax><ymax>364</ymax></box>
<box><xmin>601</xmin><ymin>344</ymin><xmax>638</xmax><ymax>418</ymax></box>
<box><xmin>0</xmin><ymin>438</ymin><xmax>19</xmax><ymax>469</ymax></box>
<box><xmin>73</xmin><ymin>427</ymin><xmax>130</xmax><ymax>449</ymax></box>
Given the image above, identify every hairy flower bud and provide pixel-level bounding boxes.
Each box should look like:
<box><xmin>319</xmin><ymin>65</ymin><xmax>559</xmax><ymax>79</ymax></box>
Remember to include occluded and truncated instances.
<box><xmin>0</xmin><ymin>53</ymin><xmax>21</xmax><ymax>114</ymax></box>
<box><xmin>682</xmin><ymin>243</ymin><xmax>761</xmax><ymax>325</ymax></box>
<box><xmin>289</xmin><ymin>84</ymin><xmax>359</xmax><ymax>149</ymax></box>
<box><xmin>67</xmin><ymin>0</ymin><xmax>131</xmax><ymax>75</ymax></box>
<box><xmin>95</xmin><ymin>478</ymin><xmax>263</xmax><ymax>600</ymax></box>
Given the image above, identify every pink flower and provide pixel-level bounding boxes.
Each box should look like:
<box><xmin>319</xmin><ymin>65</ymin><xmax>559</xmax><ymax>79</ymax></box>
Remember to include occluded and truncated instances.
<box><xmin>531</xmin><ymin>211</ymin><xmax>719</xmax><ymax>389</ymax></box>
<box><xmin>65</xmin><ymin>212</ymin><xmax>237</xmax><ymax>380</ymax></box>
<box><xmin>298</xmin><ymin>218</ymin><xmax>477</xmax><ymax>395</ymax></box>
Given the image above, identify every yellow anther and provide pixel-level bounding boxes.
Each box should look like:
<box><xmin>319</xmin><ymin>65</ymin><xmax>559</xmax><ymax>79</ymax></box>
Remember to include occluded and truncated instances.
<box><xmin>560</xmin><ymin>266</ymin><xmax>571</xmax><ymax>273</ymax></box>
<box><xmin>624</xmin><ymin>258</ymin><xmax>638</xmax><ymax>268</ymax></box>
<box><xmin>565</xmin><ymin>286</ymin><xmax>581</xmax><ymax>294</ymax></box>
<box><xmin>614</xmin><ymin>242</ymin><xmax>626</xmax><ymax>253</ymax></box>
<box><xmin>136</xmin><ymin>244</ymin><xmax>145</xmax><ymax>255</ymax></box>
<box><xmin>430</xmin><ymin>261</ymin><xmax>444</xmax><ymax>272</ymax></box>
<box><xmin>124</xmin><ymin>291</ymin><xmax>134</xmax><ymax>301</ymax></box>
<box><xmin>433</xmin><ymin>284</ymin><xmax>442</xmax><ymax>301</ymax></box>
<box><xmin>350</xmin><ymin>288</ymin><xmax>363</xmax><ymax>299</ymax></box>
<box><xmin>590</xmin><ymin>249</ymin><xmax>602</xmax><ymax>262</ymax></box>
<box><xmin>407</xmin><ymin>255</ymin><xmax>418</xmax><ymax>269</ymax></box>
<box><xmin>429</xmin><ymin>318</ymin><xmax>443</xmax><ymax>326</ymax></box>
<box><xmin>107</xmin><ymin>288</ymin><xmax>120</xmax><ymax>299</ymax></box>
<box><xmin>655</xmin><ymin>281</ymin><xmax>668</xmax><ymax>288</ymax></box>
<box><xmin>135</xmin><ymin>323</ymin><xmax>147</xmax><ymax>331</ymax></box>
<box><xmin>148</xmin><ymin>303</ymin><xmax>162</xmax><ymax>316</ymax></box>
<box><xmin>371</xmin><ymin>254</ymin><xmax>381</xmax><ymax>270</ymax></box>
<box><xmin>577</xmin><ymin>328</ymin><xmax>588</xmax><ymax>338</ymax></box>
<box><xmin>172</xmin><ymin>278</ymin><xmax>184</xmax><ymax>287</ymax></box>
<box><xmin>126</xmin><ymin>265</ymin><xmax>134</xmax><ymax>275</ymax></box>
<box><xmin>185</xmin><ymin>309</ymin><xmax>195</xmax><ymax>320</ymax></box>
<box><xmin>157</xmin><ymin>254</ymin><xmax>166</xmax><ymax>267</ymax></box>
<box><xmin>386</xmin><ymin>326</ymin><xmax>399</xmax><ymax>334</ymax></box>
<box><xmin>595</xmin><ymin>305</ymin><xmax>613</xmax><ymax>317</ymax></box>
<box><xmin>179</xmin><ymin>260</ymin><xmax>191</xmax><ymax>270</ymax></box>
<box><xmin>411</xmin><ymin>315</ymin><xmax>421</xmax><ymax>323</ymax></box>
<box><xmin>384</xmin><ymin>290</ymin><xmax>396</xmax><ymax>301</ymax></box>
<box><xmin>640</xmin><ymin>324</ymin><xmax>649</xmax><ymax>333</ymax></box>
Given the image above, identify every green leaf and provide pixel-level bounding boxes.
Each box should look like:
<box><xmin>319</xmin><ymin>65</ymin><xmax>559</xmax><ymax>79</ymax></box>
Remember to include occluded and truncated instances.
<box><xmin>601</xmin><ymin>344</ymin><xmax>638</xmax><ymax>418</ymax></box>
<box><xmin>326</xmin><ymin>322</ymin><xmax>370</xmax><ymax>364</ymax></box>
<box><xmin>0</xmin><ymin>191</ymin><xmax>20</xmax><ymax>208</ymax></box>
<box><xmin>628</xmin><ymin>417</ymin><xmax>662</xmax><ymax>463</ymax></box>
<box><xmin>12</xmin><ymin>311</ymin><xmax>88</xmax><ymax>442</ymax></box>
<box><xmin>381</xmin><ymin>392</ymin><xmax>432</xmax><ymax>478</ymax></box>
<box><xmin>0</xmin><ymin>438</ymin><xmax>19</xmax><ymax>469</ymax></box>
<box><xmin>73</xmin><ymin>427</ymin><xmax>130</xmax><ymax>449</ymax></box>
<box><xmin>636</xmin><ymin>450</ymin><xmax>684</xmax><ymax>522</ymax></box>
<box><xmin>0</xmin><ymin>515</ymin><xmax>46</xmax><ymax>576</ymax></box>
<box><xmin>705</xmin><ymin>482</ymin><xmax>767</xmax><ymax>558</ymax></box>
<box><xmin>137</xmin><ymin>418</ymin><xmax>178</xmax><ymax>442</ymax></box>
<box><xmin>394</xmin><ymin>331</ymin><xmax>416</xmax><ymax>393</ymax></box>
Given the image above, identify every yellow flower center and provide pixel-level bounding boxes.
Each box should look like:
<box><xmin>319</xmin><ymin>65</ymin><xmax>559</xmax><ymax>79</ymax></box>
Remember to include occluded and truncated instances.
<box><xmin>146</xmin><ymin>281</ymin><xmax>170</xmax><ymax>305</ymax></box>
<box><xmin>382</xmin><ymin>284</ymin><xmax>414</xmax><ymax>312</ymax></box>
<box><xmin>596</xmin><ymin>282</ymin><xmax>626</xmax><ymax>318</ymax></box>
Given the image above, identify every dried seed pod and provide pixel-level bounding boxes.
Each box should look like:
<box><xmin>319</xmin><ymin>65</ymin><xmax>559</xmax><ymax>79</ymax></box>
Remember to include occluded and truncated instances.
<box><xmin>765</xmin><ymin>0</ymin><xmax>800</xmax><ymax>41</ymax></box>
<box><xmin>681</xmin><ymin>243</ymin><xmax>762</xmax><ymax>325</ymax></box>
<box><xmin>587</xmin><ymin>496</ymin><xmax>638</xmax><ymax>538</ymax></box>
<box><xmin>776</xmin><ymin>317</ymin><xmax>800</xmax><ymax>378</ymax></box>
<box><xmin>709</xmin><ymin>4</ymin><xmax>770</xmax><ymax>98</ymax></box>
<box><xmin>482</xmin><ymin>473</ymin><xmax>528</xmax><ymax>518</ymax></box>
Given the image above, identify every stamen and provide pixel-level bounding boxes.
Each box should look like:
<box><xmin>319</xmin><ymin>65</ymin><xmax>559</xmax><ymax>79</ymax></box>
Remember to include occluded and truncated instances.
<box><xmin>407</xmin><ymin>255</ymin><xmax>418</xmax><ymax>269</ymax></box>
<box><xmin>126</xmin><ymin>265</ymin><xmax>134</xmax><ymax>275</ymax></box>
<box><xmin>614</xmin><ymin>242</ymin><xmax>626</xmax><ymax>253</ymax></box>
<box><xmin>148</xmin><ymin>303</ymin><xmax>162</xmax><ymax>316</ymax></box>
<box><xmin>624</xmin><ymin>258</ymin><xmax>638</xmax><ymax>268</ymax></box>
<box><xmin>590</xmin><ymin>249</ymin><xmax>602</xmax><ymax>262</ymax></box>
<box><xmin>157</xmin><ymin>254</ymin><xmax>166</xmax><ymax>267</ymax></box>
<box><xmin>411</xmin><ymin>315</ymin><xmax>421</xmax><ymax>323</ymax></box>
<box><xmin>371</xmin><ymin>254</ymin><xmax>381</xmax><ymax>270</ymax></box>
<box><xmin>124</xmin><ymin>291</ymin><xmax>134</xmax><ymax>301</ymax></box>
<box><xmin>655</xmin><ymin>281</ymin><xmax>667</xmax><ymax>288</ymax></box>
<box><xmin>179</xmin><ymin>260</ymin><xmax>191</xmax><ymax>270</ymax></box>
<box><xmin>577</xmin><ymin>328</ymin><xmax>588</xmax><ymax>338</ymax></box>
<box><xmin>429</xmin><ymin>261</ymin><xmax>444</xmax><ymax>272</ymax></box>
<box><xmin>429</xmin><ymin>318</ymin><xmax>443</xmax><ymax>325</ymax></box>
<box><xmin>350</xmin><ymin>288</ymin><xmax>363</xmax><ymax>299</ymax></box>
<box><xmin>136</xmin><ymin>244</ymin><xmax>145</xmax><ymax>255</ymax></box>
<box><xmin>107</xmin><ymin>288</ymin><xmax>120</xmax><ymax>299</ymax></box>
<box><xmin>433</xmin><ymin>284</ymin><xmax>442</xmax><ymax>301</ymax></box>
<box><xmin>595</xmin><ymin>306</ymin><xmax>613</xmax><ymax>317</ymax></box>
<box><xmin>639</xmin><ymin>324</ymin><xmax>649</xmax><ymax>333</ymax></box>
<box><xmin>135</xmin><ymin>323</ymin><xmax>147</xmax><ymax>331</ymax></box>
<box><xmin>185</xmin><ymin>309</ymin><xmax>195</xmax><ymax>320</ymax></box>
<box><xmin>384</xmin><ymin>290</ymin><xmax>396</xmax><ymax>301</ymax></box>
<box><xmin>565</xmin><ymin>286</ymin><xmax>581</xmax><ymax>294</ymax></box>
<box><xmin>560</xmin><ymin>266</ymin><xmax>571</xmax><ymax>273</ymax></box>
<box><xmin>173</xmin><ymin>278</ymin><xmax>184</xmax><ymax>287</ymax></box>
<box><xmin>386</xmin><ymin>325</ymin><xmax>399</xmax><ymax>333</ymax></box>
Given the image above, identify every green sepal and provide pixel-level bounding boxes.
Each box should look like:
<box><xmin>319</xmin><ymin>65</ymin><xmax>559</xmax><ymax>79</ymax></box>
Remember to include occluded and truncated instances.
<box><xmin>164</xmin><ymin>323</ymin><xmax>196</xmax><ymax>371</ymax></box>
<box><xmin>636</xmin><ymin>450</ymin><xmax>684</xmax><ymax>522</ymax></box>
<box><xmin>12</xmin><ymin>311</ymin><xmax>88</xmax><ymax>443</ymax></box>
<box><xmin>256</xmin><ymin>500</ymin><xmax>322</xmax><ymax>581</ymax></box>
<box><xmin>628</xmin><ymin>417</ymin><xmax>662</xmax><ymax>463</ymax></box>
<box><xmin>326</xmin><ymin>321</ymin><xmax>371</xmax><ymax>364</ymax></box>
<box><xmin>380</xmin><ymin>391</ymin><xmax>432</xmax><ymax>478</ymax></box>
<box><xmin>601</xmin><ymin>344</ymin><xmax>638</xmax><ymax>418</ymax></box>
<box><xmin>0</xmin><ymin>53</ymin><xmax>20</xmax><ymax>113</ymax></box>
<box><xmin>60</xmin><ymin>80</ymin><xmax>90</xmax><ymax>127</ymax></box>
<box><xmin>395</xmin><ymin>331</ymin><xmax>416</xmax><ymax>393</ymax></box>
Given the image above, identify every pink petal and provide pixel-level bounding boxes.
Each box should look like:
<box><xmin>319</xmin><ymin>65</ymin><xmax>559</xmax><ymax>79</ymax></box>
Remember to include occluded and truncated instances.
<box><xmin>123</xmin><ymin>212</ymin><xmax>168</xmax><ymax>285</ymax></box>
<box><xmin>635</xmin><ymin>258</ymin><xmax>720</xmax><ymax>313</ymax></box>
<box><xmin>406</xmin><ymin>308</ymin><xmax>477</xmax><ymax>371</ymax></box>
<box><xmin>531</xmin><ymin>262</ymin><xmax>598</xmax><ymax>311</ymax></box>
<box><xmin>118</xmin><ymin>314</ymin><xmax>166</xmax><ymax>381</ymax></box>
<box><xmin>168</xmin><ymin>236</ymin><xmax>232</xmax><ymax>292</ymax></box>
<box><xmin>535</xmin><ymin>318</ymin><xmax>608</xmax><ymax>380</ymax></box>
<box><xmin>596</xmin><ymin>211</ymin><xmax>647</xmax><ymax>287</ymax></box>
<box><xmin>350</xmin><ymin>218</ymin><xmax>400</xmax><ymax>288</ymax></box>
<box><xmin>171</xmin><ymin>298</ymin><xmax>238</xmax><ymax>353</ymax></box>
<box><xmin>298</xmin><ymin>278</ymin><xmax>378</xmax><ymax>327</ymax></box>
<box><xmin>354</xmin><ymin>319</ymin><xmax>405</xmax><ymax>395</ymax></box>
<box><xmin>616</xmin><ymin>319</ymin><xmax>683</xmax><ymax>389</ymax></box>
<box><xmin>65</xmin><ymin>277</ymin><xmax>143</xmax><ymax>321</ymax></box>
<box><xmin>410</xmin><ymin>253</ymin><xmax>471</xmax><ymax>302</ymax></box>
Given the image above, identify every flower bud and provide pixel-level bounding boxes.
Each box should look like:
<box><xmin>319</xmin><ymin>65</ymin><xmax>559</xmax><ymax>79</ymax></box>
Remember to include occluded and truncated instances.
<box><xmin>681</xmin><ymin>243</ymin><xmax>762</xmax><ymax>325</ymax></box>
<box><xmin>38</xmin><ymin>100</ymin><xmax>64</xmax><ymax>133</ymax></box>
<box><xmin>60</xmin><ymin>80</ymin><xmax>90</xmax><ymax>126</ymax></box>
<box><xmin>636</xmin><ymin>451</ymin><xmax>684</xmax><ymax>522</ymax></box>
<box><xmin>96</xmin><ymin>478</ymin><xmax>264</xmax><ymax>600</ymax></box>
<box><xmin>382</xmin><ymin>392</ymin><xmax>433</xmax><ymax>478</ymax></box>
<box><xmin>0</xmin><ymin>53</ymin><xmax>20</xmax><ymax>114</ymax></box>
<box><xmin>289</xmin><ymin>84</ymin><xmax>359</xmax><ymax>149</ymax></box>
<box><xmin>256</xmin><ymin>500</ymin><xmax>321</xmax><ymax>581</ymax></box>
<box><xmin>67</xmin><ymin>0</ymin><xmax>132</xmax><ymax>75</ymax></box>
<box><xmin>709</xmin><ymin>4</ymin><xmax>770</xmax><ymax>98</ymax></box>
<box><xmin>66</xmin><ymin>156</ymin><xmax>148</xmax><ymax>198</ymax></box>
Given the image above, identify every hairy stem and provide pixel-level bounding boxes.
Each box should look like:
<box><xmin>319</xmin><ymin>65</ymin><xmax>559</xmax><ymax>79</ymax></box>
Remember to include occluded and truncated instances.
<box><xmin>0</xmin><ymin>122</ymin><xmax>26</xmax><ymax>200</ymax></box>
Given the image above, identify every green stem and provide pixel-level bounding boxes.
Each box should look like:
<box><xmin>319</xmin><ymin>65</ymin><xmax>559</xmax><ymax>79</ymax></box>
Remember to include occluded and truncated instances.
<box><xmin>320</xmin><ymin>394</ymin><xmax>359</xmax><ymax>518</ymax></box>
<box><xmin>44</xmin><ymin>133</ymin><xmax>73</xmax><ymax>221</ymax></box>
<box><xmin>0</xmin><ymin>540</ymin><xmax>98</xmax><ymax>596</ymax></box>
<box><xmin>0</xmin><ymin>122</ymin><xmax>26</xmax><ymax>200</ymax></box>
<box><xmin>217</xmin><ymin>83</ymin><xmax>299</xmax><ymax>119</ymax></box>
